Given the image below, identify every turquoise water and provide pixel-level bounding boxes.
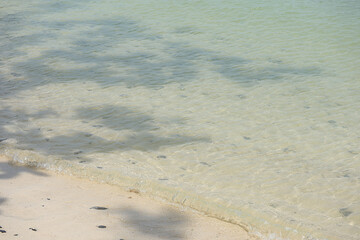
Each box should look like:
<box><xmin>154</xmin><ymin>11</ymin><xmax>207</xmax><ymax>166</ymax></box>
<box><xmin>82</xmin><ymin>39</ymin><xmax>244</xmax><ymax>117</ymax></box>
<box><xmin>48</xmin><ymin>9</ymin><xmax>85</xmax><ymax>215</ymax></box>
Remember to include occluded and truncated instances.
<box><xmin>1</xmin><ymin>1</ymin><xmax>360</xmax><ymax>239</ymax></box>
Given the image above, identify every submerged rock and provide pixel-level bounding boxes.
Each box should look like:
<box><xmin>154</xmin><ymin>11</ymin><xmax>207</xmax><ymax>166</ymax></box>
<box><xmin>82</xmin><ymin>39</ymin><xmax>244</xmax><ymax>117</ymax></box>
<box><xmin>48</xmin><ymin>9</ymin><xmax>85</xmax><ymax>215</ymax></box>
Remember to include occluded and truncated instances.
<box><xmin>237</xmin><ymin>94</ymin><xmax>247</xmax><ymax>99</ymax></box>
<box><xmin>11</xmin><ymin>72</ymin><xmax>21</xmax><ymax>77</ymax></box>
<box><xmin>129</xmin><ymin>189</ymin><xmax>140</xmax><ymax>194</ymax></box>
<box><xmin>339</xmin><ymin>208</ymin><xmax>352</xmax><ymax>217</ymax></box>
<box><xmin>200</xmin><ymin>162</ymin><xmax>211</xmax><ymax>167</ymax></box>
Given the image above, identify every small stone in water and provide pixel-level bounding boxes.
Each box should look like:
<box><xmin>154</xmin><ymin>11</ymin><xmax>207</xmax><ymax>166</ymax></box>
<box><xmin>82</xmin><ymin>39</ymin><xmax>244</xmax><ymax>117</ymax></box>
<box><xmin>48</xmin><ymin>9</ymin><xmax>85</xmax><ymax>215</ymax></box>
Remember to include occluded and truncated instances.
<box><xmin>348</xmin><ymin>150</ymin><xmax>358</xmax><ymax>155</ymax></box>
<box><xmin>79</xmin><ymin>160</ymin><xmax>86</xmax><ymax>163</ymax></box>
<box><xmin>328</xmin><ymin>120</ymin><xmax>336</xmax><ymax>124</ymax></box>
<box><xmin>90</xmin><ymin>206</ymin><xmax>108</xmax><ymax>210</ymax></box>
<box><xmin>14</xmin><ymin>234</ymin><xmax>18</xmax><ymax>236</ymax></box>
<box><xmin>200</xmin><ymin>162</ymin><xmax>211</xmax><ymax>166</ymax></box>
<box><xmin>97</xmin><ymin>225</ymin><xmax>106</xmax><ymax>229</ymax></box>
<box><xmin>283</xmin><ymin>148</ymin><xmax>295</xmax><ymax>153</ymax></box>
<box><xmin>157</xmin><ymin>155</ymin><xmax>167</xmax><ymax>159</ymax></box>
<box><xmin>97</xmin><ymin>166</ymin><xmax>103</xmax><ymax>169</ymax></box>
<box><xmin>0</xmin><ymin>230</ymin><xmax>6</xmax><ymax>233</ymax></box>
<box><xmin>29</xmin><ymin>228</ymin><xmax>37</xmax><ymax>231</ymax></box>
<box><xmin>339</xmin><ymin>208</ymin><xmax>352</xmax><ymax>217</ymax></box>
<box><xmin>127</xmin><ymin>160</ymin><xmax>136</xmax><ymax>164</ymax></box>
<box><xmin>11</xmin><ymin>72</ymin><xmax>21</xmax><ymax>77</ymax></box>
<box><xmin>158</xmin><ymin>178</ymin><xmax>168</xmax><ymax>181</ymax></box>
<box><xmin>74</xmin><ymin>151</ymin><xmax>83</xmax><ymax>155</ymax></box>
<box><xmin>269</xmin><ymin>203</ymin><xmax>278</xmax><ymax>208</ymax></box>
<box><xmin>47</xmin><ymin>198</ymin><xmax>50</xmax><ymax>200</ymax></box>
<box><xmin>237</xmin><ymin>94</ymin><xmax>247</xmax><ymax>99</ymax></box>
<box><xmin>243</xmin><ymin>136</ymin><xmax>251</xmax><ymax>140</ymax></box>
<box><xmin>84</xmin><ymin>133</ymin><xmax>92</xmax><ymax>137</ymax></box>
<box><xmin>92</xmin><ymin>124</ymin><xmax>103</xmax><ymax>128</ymax></box>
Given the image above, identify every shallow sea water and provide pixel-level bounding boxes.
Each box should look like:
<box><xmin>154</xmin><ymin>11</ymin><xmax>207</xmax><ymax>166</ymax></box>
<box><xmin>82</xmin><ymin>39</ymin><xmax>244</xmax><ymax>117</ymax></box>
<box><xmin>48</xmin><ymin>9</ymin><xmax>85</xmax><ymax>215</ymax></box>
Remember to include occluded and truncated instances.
<box><xmin>1</xmin><ymin>0</ymin><xmax>360</xmax><ymax>239</ymax></box>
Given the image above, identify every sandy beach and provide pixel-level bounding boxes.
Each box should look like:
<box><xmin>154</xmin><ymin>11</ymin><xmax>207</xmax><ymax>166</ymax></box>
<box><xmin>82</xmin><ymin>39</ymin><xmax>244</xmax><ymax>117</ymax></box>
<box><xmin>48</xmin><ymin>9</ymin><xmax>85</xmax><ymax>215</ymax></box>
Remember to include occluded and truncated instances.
<box><xmin>0</xmin><ymin>155</ymin><xmax>255</xmax><ymax>240</ymax></box>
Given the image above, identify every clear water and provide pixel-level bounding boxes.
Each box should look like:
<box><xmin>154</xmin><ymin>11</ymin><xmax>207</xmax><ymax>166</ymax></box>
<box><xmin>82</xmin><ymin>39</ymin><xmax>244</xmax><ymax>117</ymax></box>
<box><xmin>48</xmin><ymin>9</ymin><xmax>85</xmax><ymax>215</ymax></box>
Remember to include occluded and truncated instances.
<box><xmin>1</xmin><ymin>0</ymin><xmax>360</xmax><ymax>239</ymax></box>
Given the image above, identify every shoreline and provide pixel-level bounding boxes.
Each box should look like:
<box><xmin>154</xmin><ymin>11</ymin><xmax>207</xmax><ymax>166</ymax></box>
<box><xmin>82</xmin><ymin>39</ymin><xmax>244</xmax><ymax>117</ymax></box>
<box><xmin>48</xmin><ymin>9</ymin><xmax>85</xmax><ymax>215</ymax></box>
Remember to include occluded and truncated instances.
<box><xmin>0</xmin><ymin>155</ymin><xmax>256</xmax><ymax>240</ymax></box>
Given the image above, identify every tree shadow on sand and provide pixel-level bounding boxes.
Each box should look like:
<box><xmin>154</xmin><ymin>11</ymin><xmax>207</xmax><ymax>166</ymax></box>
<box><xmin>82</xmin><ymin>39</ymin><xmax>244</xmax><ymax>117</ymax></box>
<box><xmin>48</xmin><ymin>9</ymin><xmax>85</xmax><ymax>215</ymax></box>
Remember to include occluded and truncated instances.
<box><xmin>0</xmin><ymin>157</ymin><xmax>48</xmax><ymax>216</ymax></box>
<box><xmin>117</xmin><ymin>206</ymin><xmax>188</xmax><ymax>240</ymax></box>
<box><xmin>0</xmin><ymin>162</ymin><xmax>47</xmax><ymax>180</ymax></box>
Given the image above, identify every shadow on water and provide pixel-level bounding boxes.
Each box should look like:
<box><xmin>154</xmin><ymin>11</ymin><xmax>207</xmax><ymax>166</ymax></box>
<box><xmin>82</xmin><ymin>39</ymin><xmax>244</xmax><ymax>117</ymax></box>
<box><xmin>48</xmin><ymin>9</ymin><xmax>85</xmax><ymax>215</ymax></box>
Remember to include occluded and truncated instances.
<box><xmin>0</xmin><ymin>1</ymin><xmax>322</xmax><ymax>158</ymax></box>
<box><xmin>0</xmin><ymin>0</ymin><xmax>322</xmax><ymax>95</ymax></box>
<box><xmin>0</xmin><ymin>0</ymin><xmax>323</xmax><ymax>163</ymax></box>
<box><xmin>118</xmin><ymin>207</ymin><xmax>187</xmax><ymax>240</ymax></box>
<box><xmin>0</xmin><ymin>104</ymin><xmax>210</xmax><ymax>162</ymax></box>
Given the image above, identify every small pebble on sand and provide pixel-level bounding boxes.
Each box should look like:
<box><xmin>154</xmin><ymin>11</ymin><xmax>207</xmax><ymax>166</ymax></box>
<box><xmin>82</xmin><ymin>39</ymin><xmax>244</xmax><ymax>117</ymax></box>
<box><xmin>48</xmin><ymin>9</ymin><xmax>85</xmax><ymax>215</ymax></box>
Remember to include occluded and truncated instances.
<box><xmin>90</xmin><ymin>206</ymin><xmax>108</xmax><ymax>210</ymax></box>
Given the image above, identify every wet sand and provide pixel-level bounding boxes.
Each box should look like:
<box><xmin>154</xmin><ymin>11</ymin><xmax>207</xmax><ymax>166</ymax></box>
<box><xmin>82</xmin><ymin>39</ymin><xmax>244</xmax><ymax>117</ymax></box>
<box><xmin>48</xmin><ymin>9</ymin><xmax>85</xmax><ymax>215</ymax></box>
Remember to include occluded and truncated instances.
<box><xmin>0</xmin><ymin>156</ymin><xmax>255</xmax><ymax>240</ymax></box>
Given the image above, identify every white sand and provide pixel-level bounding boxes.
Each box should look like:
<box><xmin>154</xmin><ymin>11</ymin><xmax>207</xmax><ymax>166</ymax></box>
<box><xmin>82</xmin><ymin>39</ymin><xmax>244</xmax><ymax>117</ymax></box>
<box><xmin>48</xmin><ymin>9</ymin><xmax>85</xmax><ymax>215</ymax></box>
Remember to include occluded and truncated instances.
<box><xmin>0</xmin><ymin>156</ymin><xmax>256</xmax><ymax>240</ymax></box>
